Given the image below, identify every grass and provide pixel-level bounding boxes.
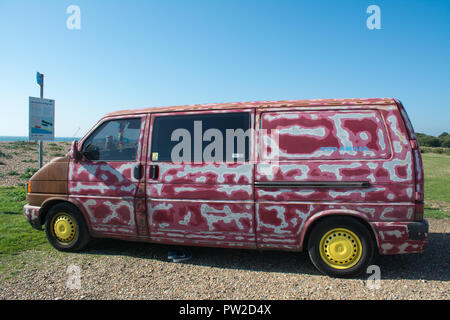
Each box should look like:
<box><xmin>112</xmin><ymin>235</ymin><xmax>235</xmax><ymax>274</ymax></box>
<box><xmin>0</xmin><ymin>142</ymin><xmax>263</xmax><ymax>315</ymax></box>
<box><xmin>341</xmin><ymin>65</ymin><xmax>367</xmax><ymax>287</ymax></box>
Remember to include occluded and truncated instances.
<box><xmin>0</xmin><ymin>187</ymin><xmax>51</xmax><ymax>281</ymax></box>
<box><xmin>421</xmin><ymin>153</ymin><xmax>450</xmax><ymax>219</ymax></box>
<box><xmin>0</xmin><ymin>187</ymin><xmax>49</xmax><ymax>255</ymax></box>
<box><xmin>422</xmin><ymin>153</ymin><xmax>450</xmax><ymax>202</ymax></box>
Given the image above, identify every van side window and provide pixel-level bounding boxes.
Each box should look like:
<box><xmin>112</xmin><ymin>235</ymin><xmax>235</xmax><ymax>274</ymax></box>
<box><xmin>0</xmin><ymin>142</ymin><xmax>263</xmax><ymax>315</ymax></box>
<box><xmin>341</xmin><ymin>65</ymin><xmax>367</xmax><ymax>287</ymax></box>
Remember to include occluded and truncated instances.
<box><xmin>82</xmin><ymin>118</ymin><xmax>142</xmax><ymax>161</ymax></box>
<box><xmin>151</xmin><ymin>112</ymin><xmax>250</xmax><ymax>163</ymax></box>
<box><xmin>261</xmin><ymin>110</ymin><xmax>391</xmax><ymax>160</ymax></box>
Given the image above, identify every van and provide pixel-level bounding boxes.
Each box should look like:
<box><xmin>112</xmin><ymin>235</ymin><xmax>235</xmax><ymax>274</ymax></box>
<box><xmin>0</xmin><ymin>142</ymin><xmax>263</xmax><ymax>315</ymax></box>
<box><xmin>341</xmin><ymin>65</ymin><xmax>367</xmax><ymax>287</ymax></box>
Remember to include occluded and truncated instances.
<box><xmin>24</xmin><ymin>98</ymin><xmax>428</xmax><ymax>277</ymax></box>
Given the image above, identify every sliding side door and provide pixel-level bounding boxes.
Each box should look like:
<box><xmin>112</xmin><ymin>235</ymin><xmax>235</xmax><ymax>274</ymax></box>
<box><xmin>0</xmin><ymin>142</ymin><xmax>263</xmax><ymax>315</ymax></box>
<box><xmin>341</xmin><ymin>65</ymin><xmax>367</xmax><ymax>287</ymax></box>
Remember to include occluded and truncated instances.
<box><xmin>146</xmin><ymin>109</ymin><xmax>256</xmax><ymax>248</ymax></box>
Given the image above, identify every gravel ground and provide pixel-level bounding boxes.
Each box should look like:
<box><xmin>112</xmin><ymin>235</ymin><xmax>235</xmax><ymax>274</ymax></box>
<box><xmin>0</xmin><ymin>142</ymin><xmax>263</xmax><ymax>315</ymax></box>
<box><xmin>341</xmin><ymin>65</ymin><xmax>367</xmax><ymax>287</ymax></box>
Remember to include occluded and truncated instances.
<box><xmin>0</xmin><ymin>218</ymin><xmax>448</xmax><ymax>300</ymax></box>
<box><xmin>0</xmin><ymin>141</ymin><xmax>71</xmax><ymax>187</ymax></box>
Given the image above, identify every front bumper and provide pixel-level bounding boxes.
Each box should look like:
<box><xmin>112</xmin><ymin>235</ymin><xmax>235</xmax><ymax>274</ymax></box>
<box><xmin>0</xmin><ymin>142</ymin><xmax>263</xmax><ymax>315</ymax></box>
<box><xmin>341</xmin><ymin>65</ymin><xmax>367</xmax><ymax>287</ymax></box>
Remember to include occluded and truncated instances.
<box><xmin>372</xmin><ymin>219</ymin><xmax>429</xmax><ymax>255</ymax></box>
<box><xmin>23</xmin><ymin>204</ymin><xmax>43</xmax><ymax>230</ymax></box>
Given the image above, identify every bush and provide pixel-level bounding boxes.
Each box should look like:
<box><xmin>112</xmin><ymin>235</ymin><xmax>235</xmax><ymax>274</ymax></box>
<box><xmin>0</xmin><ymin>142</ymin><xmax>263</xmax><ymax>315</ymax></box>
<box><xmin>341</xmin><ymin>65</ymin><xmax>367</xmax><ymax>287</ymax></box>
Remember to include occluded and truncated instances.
<box><xmin>20</xmin><ymin>168</ymin><xmax>38</xmax><ymax>180</ymax></box>
<box><xmin>50</xmin><ymin>152</ymin><xmax>65</xmax><ymax>157</ymax></box>
<box><xmin>417</xmin><ymin>134</ymin><xmax>441</xmax><ymax>147</ymax></box>
<box><xmin>441</xmin><ymin>137</ymin><xmax>450</xmax><ymax>148</ymax></box>
<box><xmin>0</xmin><ymin>150</ymin><xmax>12</xmax><ymax>159</ymax></box>
<box><xmin>417</xmin><ymin>132</ymin><xmax>450</xmax><ymax>148</ymax></box>
<box><xmin>421</xmin><ymin>146</ymin><xmax>450</xmax><ymax>156</ymax></box>
<box><xmin>22</xmin><ymin>159</ymin><xmax>38</xmax><ymax>163</ymax></box>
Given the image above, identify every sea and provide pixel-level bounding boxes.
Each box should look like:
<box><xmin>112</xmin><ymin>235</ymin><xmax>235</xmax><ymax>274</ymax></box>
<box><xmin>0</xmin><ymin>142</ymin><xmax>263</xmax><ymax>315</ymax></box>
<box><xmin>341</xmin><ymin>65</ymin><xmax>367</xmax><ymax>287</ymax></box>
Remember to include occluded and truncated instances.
<box><xmin>0</xmin><ymin>136</ymin><xmax>80</xmax><ymax>142</ymax></box>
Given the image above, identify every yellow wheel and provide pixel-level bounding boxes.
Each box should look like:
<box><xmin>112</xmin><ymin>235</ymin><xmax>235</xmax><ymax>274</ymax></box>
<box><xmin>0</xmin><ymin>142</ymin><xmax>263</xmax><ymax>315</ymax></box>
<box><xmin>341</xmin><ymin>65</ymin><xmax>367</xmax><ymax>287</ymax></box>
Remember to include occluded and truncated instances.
<box><xmin>45</xmin><ymin>203</ymin><xmax>91</xmax><ymax>252</ymax></box>
<box><xmin>307</xmin><ymin>217</ymin><xmax>375</xmax><ymax>278</ymax></box>
<box><xmin>319</xmin><ymin>228</ymin><xmax>362</xmax><ymax>270</ymax></box>
<box><xmin>51</xmin><ymin>213</ymin><xmax>77</xmax><ymax>245</ymax></box>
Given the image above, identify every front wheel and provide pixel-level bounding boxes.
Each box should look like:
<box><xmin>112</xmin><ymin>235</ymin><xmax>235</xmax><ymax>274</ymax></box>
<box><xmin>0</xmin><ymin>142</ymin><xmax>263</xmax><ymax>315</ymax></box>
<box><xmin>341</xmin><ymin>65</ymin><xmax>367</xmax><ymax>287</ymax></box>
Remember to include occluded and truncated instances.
<box><xmin>45</xmin><ymin>203</ymin><xmax>91</xmax><ymax>252</ymax></box>
<box><xmin>307</xmin><ymin>217</ymin><xmax>375</xmax><ymax>278</ymax></box>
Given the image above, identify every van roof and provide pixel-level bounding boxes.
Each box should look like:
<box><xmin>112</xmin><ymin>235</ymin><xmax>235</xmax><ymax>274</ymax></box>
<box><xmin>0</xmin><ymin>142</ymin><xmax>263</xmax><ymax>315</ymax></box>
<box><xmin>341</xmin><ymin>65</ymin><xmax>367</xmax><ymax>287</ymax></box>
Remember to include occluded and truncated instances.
<box><xmin>105</xmin><ymin>97</ymin><xmax>397</xmax><ymax>117</ymax></box>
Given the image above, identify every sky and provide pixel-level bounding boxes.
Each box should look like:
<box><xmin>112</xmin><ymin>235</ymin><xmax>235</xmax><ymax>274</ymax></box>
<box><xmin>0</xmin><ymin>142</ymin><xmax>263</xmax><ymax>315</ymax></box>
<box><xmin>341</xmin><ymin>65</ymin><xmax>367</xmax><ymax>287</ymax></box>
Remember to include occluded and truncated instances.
<box><xmin>0</xmin><ymin>0</ymin><xmax>449</xmax><ymax>138</ymax></box>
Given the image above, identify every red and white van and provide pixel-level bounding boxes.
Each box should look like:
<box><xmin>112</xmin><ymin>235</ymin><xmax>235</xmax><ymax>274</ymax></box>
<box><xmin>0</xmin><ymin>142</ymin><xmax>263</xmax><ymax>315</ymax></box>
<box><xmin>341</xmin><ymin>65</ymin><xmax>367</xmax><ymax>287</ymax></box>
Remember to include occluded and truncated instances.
<box><xmin>24</xmin><ymin>98</ymin><xmax>428</xmax><ymax>277</ymax></box>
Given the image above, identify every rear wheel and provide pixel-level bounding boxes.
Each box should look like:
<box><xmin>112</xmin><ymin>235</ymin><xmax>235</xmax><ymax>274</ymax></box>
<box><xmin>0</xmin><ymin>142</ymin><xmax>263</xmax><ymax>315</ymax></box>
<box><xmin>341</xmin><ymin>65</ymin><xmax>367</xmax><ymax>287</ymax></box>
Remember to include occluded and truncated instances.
<box><xmin>45</xmin><ymin>203</ymin><xmax>91</xmax><ymax>252</ymax></box>
<box><xmin>307</xmin><ymin>217</ymin><xmax>375</xmax><ymax>278</ymax></box>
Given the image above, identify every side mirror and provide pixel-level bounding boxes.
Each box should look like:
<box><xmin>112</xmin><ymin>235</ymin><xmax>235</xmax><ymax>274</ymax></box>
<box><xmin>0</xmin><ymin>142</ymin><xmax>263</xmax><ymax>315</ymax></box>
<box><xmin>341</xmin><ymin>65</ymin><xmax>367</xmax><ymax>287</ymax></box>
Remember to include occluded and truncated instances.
<box><xmin>70</xmin><ymin>140</ymin><xmax>82</xmax><ymax>162</ymax></box>
<box><xmin>83</xmin><ymin>144</ymin><xmax>99</xmax><ymax>161</ymax></box>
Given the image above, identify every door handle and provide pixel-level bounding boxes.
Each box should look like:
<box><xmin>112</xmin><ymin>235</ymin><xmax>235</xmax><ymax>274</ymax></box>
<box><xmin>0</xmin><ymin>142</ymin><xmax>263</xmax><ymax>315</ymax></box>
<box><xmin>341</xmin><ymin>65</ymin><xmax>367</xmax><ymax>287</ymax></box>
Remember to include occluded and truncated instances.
<box><xmin>134</xmin><ymin>164</ymin><xmax>143</xmax><ymax>180</ymax></box>
<box><xmin>149</xmin><ymin>165</ymin><xmax>159</xmax><ymax>180</ymax></box>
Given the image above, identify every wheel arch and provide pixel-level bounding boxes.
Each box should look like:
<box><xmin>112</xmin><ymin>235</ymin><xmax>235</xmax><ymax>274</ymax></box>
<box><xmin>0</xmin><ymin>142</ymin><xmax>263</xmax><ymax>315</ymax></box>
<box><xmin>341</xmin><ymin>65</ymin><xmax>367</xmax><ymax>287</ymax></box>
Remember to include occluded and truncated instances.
<box><xmin>39</xmin><ymin>198</ymin><xmax>90</xmax><ymax>229</ymax></box>
<box><xmin>300</xmin><ymin>210</ymin><xmax>380</xmax><ymax>252</ymax></box>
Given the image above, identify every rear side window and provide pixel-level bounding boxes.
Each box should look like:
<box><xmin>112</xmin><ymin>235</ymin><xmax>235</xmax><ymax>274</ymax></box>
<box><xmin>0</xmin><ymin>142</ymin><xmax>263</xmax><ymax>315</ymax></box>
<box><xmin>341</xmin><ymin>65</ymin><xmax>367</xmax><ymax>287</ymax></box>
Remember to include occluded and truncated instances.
<box><xmin>151</xmin><ymin>112</ymin><xmax>251</xmax><ymax>163</ymax></box>
<box><xmin>261</xmin><ymin>110</ymin><xmax>391</xmax><ymax>160</ymax></box>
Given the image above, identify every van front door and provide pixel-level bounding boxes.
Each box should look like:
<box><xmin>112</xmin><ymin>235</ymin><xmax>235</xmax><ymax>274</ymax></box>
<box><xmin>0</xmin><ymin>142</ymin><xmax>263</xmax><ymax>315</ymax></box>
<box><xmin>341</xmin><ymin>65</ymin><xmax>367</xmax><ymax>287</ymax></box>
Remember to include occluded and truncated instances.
<box><xmin>146</xmin><ymin>110</ymin><xmax>255</xmax><ymax>248</ymax></box>
<box><xmin>68</xmin><ymin>115</ymin><xmax>147</xmax><ymax>238</ymax></box>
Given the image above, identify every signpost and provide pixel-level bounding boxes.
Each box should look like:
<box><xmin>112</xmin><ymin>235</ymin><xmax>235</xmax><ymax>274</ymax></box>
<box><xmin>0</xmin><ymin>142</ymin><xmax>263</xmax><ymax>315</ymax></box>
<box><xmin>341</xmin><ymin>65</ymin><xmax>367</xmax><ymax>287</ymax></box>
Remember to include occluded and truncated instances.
<box><xmin>30</xmin><ymin>72</ymin><xmax>55</xmax><ymax>168</ymax></box>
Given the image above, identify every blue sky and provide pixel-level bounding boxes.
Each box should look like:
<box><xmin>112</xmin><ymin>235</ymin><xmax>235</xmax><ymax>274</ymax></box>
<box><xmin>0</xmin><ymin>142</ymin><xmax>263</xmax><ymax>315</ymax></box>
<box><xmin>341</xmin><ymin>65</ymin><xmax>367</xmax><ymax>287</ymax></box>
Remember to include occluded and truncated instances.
<box><xmin>0</xmin><ymin>0</ymin><xmax>449</xmax><ymax>137</ymax></box>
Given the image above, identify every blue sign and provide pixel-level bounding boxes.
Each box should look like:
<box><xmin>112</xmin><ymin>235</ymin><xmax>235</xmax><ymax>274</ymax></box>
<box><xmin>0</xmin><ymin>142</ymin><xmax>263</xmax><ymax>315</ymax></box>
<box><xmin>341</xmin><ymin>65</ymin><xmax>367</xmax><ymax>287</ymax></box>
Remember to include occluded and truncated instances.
<box><xmin>36</xmin><ymin>72</ymin><xmax>43</xmax><ymax>86</ymax></box>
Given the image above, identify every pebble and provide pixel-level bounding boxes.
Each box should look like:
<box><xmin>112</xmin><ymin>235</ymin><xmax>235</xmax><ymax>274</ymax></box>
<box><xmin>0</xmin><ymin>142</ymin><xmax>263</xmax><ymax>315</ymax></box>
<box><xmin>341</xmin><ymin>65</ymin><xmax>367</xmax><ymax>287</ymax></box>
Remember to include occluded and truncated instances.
<box><xmin>0</xmin><ymin>218</ymin><xmax>448</xmax><ymax>300</ymax></box>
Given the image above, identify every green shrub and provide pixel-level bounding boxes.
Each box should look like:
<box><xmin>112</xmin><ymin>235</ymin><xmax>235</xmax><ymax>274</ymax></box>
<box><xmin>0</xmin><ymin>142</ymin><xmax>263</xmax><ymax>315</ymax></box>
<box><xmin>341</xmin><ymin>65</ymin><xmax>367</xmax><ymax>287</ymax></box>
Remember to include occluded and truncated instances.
<box><xmin>50</xmin><ymin>152</ymin><xmax>65</xmax><ymax>157</ymax></box>
<box><xmin>421</xmin><ymin>146</ymin><xmax>450</xmax><ymax>156</ymax></box>
<box><xmin>7</xmin><ymin>171</ymin><xmax>19</xmax><ymax>176</ymax></box>
<box><xmin>416</xmin><ymin>132</ymin><xmax>450</xmax><ymax>148</ymax></box>
<box><xmin>418</xmin><ymin>135</ymin><xmax>441</xmax><ymax>147</ymax></box>
<box><xmin>0</xmin><ymin>150</ymin><xmax>12</xmax><ymax>159</ymax></box>
<box><xmin>21</xmin><ymin>159</ymin><xmax>38</xmax><ymax>163</ymax></box>
<box><xmin>441</xmin><ymin>137</ymin><xmax>450</xmax><ymax>148</ymax></box>
<box><xmin>20</xmin><ymin>168</ymin><xmax>38</xmax><ymax>180</ymax></box>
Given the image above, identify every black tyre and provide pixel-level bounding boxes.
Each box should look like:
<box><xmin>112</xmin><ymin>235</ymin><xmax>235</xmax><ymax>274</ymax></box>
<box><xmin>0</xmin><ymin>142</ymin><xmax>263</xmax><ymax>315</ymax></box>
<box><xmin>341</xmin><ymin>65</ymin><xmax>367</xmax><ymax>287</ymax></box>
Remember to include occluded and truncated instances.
<box><xmin>307</xmin><ymin>216</ymin><xmax>375</xmax><ymax>278</ymax></box>
<box><xmin>45</xmin><ymin>202</ymin><xmax>91</xmax><ymax>252</ymax></box>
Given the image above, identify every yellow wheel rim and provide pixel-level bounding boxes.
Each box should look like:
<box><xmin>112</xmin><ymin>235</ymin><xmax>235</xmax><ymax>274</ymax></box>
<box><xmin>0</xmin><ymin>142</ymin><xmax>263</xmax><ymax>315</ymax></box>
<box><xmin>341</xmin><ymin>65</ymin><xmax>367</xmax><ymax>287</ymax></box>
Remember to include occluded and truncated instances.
<box><xmin>319</xmin><ymin>228</ymin><xmax>362</xmax><ymax>270</ymax></box>
<box><xmin>51</xmin><ymin>213</ymin><xmax>77</xmax><ymax>245</ymax></box>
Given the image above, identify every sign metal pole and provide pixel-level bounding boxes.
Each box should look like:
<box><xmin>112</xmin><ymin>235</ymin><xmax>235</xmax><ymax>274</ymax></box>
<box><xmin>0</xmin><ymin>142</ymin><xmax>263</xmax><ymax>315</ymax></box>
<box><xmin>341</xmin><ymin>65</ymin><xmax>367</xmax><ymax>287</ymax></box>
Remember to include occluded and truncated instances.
<box><xmin>38</xmin><ymin>73</ymin><xmax>44</xmax><ymax>168</ymax></box>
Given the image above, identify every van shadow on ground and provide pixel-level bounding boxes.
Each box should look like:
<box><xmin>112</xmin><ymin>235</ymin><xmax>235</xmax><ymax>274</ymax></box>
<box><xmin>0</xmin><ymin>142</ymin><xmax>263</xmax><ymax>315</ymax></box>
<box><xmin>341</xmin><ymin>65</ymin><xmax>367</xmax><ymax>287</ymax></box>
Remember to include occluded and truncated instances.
<box><xmin>82</xmin><ymin>232</ymin><xmax>449</xmax><ymax>282</ymax></box>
